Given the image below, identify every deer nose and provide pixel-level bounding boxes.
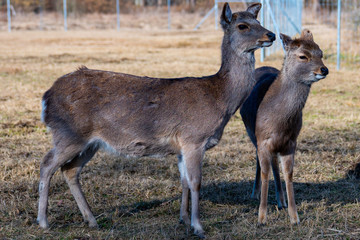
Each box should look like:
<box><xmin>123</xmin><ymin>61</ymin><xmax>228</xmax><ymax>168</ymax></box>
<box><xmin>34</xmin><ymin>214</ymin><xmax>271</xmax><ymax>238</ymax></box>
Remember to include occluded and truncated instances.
<box><xmin>321</xmin><ymin>67</ymin><xmax>329</xmax><ymax>76</ymax></box>
<box><xmin>266</xmin><ymin>32</ymin><xmax>276</xmax><ymax>41</ymax></box>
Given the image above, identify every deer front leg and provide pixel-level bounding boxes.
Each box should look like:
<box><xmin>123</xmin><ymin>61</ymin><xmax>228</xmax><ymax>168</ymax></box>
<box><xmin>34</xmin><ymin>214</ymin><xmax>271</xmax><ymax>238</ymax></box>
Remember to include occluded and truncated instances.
<box><xmin>178</xmin><ymin>155</ymin><xmax>190</xmax><ymax>225</ymax></box>
<box><xmin>257</xmin><ymin>146</ymin><xmax>272</xmax><ymax>225</ymax></box>
<box><xmin>181</xmin><ymin>146</ymin><xmax>205</xmax><ymax>238</ymax></box>
<box><xmin>280</xmin><ymin>153</ymin><xmax>300</xmax><ymax>224</ymax></box>
<box><xmin>271</xmin><ymin>155</ymin><xmax>287</xmax><ymax>209</ymax></box>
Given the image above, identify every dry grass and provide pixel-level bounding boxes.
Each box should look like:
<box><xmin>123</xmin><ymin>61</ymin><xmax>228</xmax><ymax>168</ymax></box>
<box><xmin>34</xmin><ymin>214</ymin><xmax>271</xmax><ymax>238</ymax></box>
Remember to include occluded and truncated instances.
<box><xmin>1</xmin><ymin>19</ymin><xmax>360</xmax><ymax>239</ymax></box>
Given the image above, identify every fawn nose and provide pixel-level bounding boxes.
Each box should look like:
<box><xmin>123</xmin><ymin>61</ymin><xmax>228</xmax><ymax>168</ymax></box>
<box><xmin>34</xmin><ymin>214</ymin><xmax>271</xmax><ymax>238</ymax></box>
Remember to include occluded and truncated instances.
<box><xmin>266</xmin><ymin>32</ymin><xmax>276</xmax><ymax>42</ymax></box>
<box><xmin>321</xmin><ymin>67</ymin><xmax>329</xmax><ymax>76</ymax></box>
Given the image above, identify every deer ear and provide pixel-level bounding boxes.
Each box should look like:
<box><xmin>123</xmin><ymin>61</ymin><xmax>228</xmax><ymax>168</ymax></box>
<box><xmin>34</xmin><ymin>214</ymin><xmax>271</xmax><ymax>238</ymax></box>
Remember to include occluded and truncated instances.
<box><xmin>280</xmin><ymin>33</ymin><xmax>292</xmax><ymax>51</ymax></box>
<box><xmin>300</xmin><ymin>29</ymin><xmax>313</xmax><ymax>41</ymax></box>
<box><xmin>246</xmin><ymin>3</ymin><xmax>261</xmax><ymax>19</ymax></box>
<box><xmin>220</xmin><ymin>3</ymin><xmax>232</xmax><ymax>29</ymax></box>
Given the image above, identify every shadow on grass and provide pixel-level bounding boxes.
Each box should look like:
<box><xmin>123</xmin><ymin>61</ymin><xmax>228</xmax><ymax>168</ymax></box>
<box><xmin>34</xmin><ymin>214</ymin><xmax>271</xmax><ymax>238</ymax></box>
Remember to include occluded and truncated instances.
<box><xmin>201</xmin><ymin>177</ymin><xmax>360</xmax><ymax>207</ymax></box>
<box><xmin>116</xmin><ymin>197</ymin><xmax>179</xmax><ymax>217</ymax></box>
<box><xmin>109</xmin><ymin>176</ymin><xmax>360</xmax><ymax>218</ymax></box>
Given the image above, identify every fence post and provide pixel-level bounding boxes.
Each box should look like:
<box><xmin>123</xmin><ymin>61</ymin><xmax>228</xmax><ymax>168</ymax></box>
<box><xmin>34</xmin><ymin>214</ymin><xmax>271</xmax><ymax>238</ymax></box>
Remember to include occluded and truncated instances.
<box><xmin>39</xmin><ymin>0</ymin><xmax>44</xmax><ymax>30</ymax></box>
<box><xmin>260</xmin><ymin>0</ymin><xmax>264</xmax><ymax>62</ymax></box>
<box><xmin>116</xmin><ymin>0</ymin><xmax>120</xmax><ymax>31</ymax></box>
<box><xmin>7</xmin><ymin>0</ymin><xmax>11</xmax><ymax>32</ymax></box>
<box><xmin>264</xmin><ymin>0</ymin><xmax>284</xmax><ymax>52</ymax></box>
<box><xmin>214</xmin><ymin>0</ymin><xmax>218</xmax><ymax>30</ymax></box>
<box><xmin>168</xmin><ymin>0</ymin><xmax>171</xmax><ymax>30</ymax></box>
<box><xmin>336</xmin><ymin>0</ymin><xmax>341</xmax><ymax>70</ymax></box>
<box><xmin>193</xmin><ymin>6</ymin><xmax>215</xmax><ymax>30</ymax></box>
<box><xmin>63</xmin><ymin>0</ymin><xmax>67</xmax><ymax>31</ymax></box>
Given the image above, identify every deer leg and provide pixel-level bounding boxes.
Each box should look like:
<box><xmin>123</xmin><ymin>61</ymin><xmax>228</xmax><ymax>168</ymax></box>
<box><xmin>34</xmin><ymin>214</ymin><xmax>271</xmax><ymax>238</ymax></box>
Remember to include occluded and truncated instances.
<box><xmin>37</xmin><ymin>145</ymin><xmax>83</xmax><ymax>229</ymax></box>
<box><xmin>257</xmin><ymin>146</ymin><xmax>272</xmax><ymax>225</ymax></box>
<box><xmin>251</xmin><ymin>153</ymin><xmax>261</xmax><ymax>200</ymax></box>
<box><xmin>61</xmin><ymin>146</ymin><xmax>99</xmax><ymax>228</ymax></box>
<box><xmin>178</xmin><ymin>155</ymin><xmax>190</xmax><ymax>225</ymax></box>
<box><xmin>271</xmin><ymin>155</ymin><xmax>287</xmax><ymax>209</ymax></box>
<box><xmin>181</xmin><ymin>146</ymin><xmax>205</xmax><ymax>238</ymax></box>
<box><xmin>37</xmin><ymin>149</ymin><xmax>55</xmax><ymax>229</ymax></box>
<box><xmin>279</xmin><ymin>153</ymin><xmax>299</xmax><ymax>224</ymax></box>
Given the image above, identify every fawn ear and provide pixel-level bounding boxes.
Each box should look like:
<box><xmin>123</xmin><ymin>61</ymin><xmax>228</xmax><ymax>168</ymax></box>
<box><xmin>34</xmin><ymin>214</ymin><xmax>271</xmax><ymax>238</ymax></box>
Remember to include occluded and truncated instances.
<box><xmin>220</xmin><ymin>3</ymin><xmax>232</xmax><ymax>30</ymax></box>
<box><xmin>300</xmin><ymin>29</ymin><xmax>313</xmax><ymax>41</ymax></box>
<box><xmin>246</xmin><ymin>3</ymin><xmax>261</xmax><ymax>19</ymax></box>
<box><xmin>280</xmin><ymin>33</ymin><xmax>293</xmax><ymax>51</ymax></box>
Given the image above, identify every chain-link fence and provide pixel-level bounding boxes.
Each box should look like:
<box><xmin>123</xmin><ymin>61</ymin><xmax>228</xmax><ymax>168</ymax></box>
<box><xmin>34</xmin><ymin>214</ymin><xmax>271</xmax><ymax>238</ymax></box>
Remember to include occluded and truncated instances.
<box><xmin>1</xmin><ymin>0</ymin><xmax>215</xmax><ymax>31</ymax></box>
<box><xmin>304</xmin><ymin>0</ymin><xmax>359</xmax><ymax>68</ymax></box>
<box><xmin>2</xmin><ymin>0</ymin><xmax>359</xmax><ymax>68</ymax></box>
<box><xmin>260</xmin><ymin>0</ymin><xmax>302</xmax><ymax>60</ymax></box>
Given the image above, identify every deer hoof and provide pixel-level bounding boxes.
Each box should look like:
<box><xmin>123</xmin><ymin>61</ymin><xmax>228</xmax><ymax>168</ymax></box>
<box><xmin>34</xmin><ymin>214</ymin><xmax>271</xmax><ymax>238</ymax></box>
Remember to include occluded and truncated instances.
<box><xmin>290</xmin><ymin>215</ymin><xmax>300</xmax><ymax>225</ymax></box>
<box><xmin>179</xmin><ymin>215</ymin><xmax>191</xmax><ymax>225</ymax></box>
<box><xmin>194</xmin><ymin>229</ymin><xmax>206</xmax><ymax>239</ymax></box>
<box><xmin>38</xmin><ymin>219</ymin><xmax>49</xmax><ymax>229</ymax></box>
<box><xmin>88</xmin><ymin>220</ymin><xmax>99</xmax><ymax>228</ymax></box>
<box><xmin>277</xmin><ymin>202</ymin><xmax>288</xmax><ymax>210</ymax></box>
<box><xmin>251</xmin><ymin>192</ymin><xmax>260</xmax><ymax>200</ymax></box>
<box><xmin>256</xmin><ymin>222</ymin><xmax>266</xmax><ymax>228</ymax></box>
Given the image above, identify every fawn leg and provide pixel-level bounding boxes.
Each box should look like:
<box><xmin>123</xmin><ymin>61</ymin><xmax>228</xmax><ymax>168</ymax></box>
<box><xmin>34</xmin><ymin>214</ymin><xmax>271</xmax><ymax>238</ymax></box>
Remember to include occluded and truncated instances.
<box><xmin>257</xmin><ymin>146</ymin><xmax>272</xmax><ymax>225</ymax></box>
<box><xmin>61</xmin><ymin>146</ymin><xmax>98</xmax><ymax>227</ymax></box>
<box><xmin>271</xmin><ymin>155</ymin><xmax>287</xmax><ymax>209</ymax></box>
<box><xmin>251</xmin><ymin>153</ymin><xmax>261</xmax><ymax>200</ymax></box>
<box><xmin>280</xmin><ymin>153</ymin><xmax>300</xmax><ymax>224</ymax></box>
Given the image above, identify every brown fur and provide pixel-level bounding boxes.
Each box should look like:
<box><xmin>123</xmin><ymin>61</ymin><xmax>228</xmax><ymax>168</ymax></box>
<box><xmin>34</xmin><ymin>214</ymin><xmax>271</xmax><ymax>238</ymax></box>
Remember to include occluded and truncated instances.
<box><xmin>240</xmin><ymin>29</ymin><xmax>329</xmax><ymax>225</ymax></box>
<box><xmin>37</xmin><ymin>3</ymin><xmax>275</xmax><ymax>238</ymax></box>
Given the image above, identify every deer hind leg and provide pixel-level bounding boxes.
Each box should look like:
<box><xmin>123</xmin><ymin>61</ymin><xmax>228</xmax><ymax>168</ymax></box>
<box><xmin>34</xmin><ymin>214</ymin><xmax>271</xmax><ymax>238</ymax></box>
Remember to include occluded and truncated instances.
<box><xmin>271</xmin><ymin>155</ymin><xmax>287</xmax><ymax>209</ymax></box>
<box><xmin>251</xmin><ymin>152</ymin><xmax>261</xmax><ymax>200</ymax></box>
<box><xmin>252</xmin><ymin>152</ymin><xmax>287</xmax><ymax>209</ymax></box>
<box><xmin>279</xmin><ymin>153</ymin><xmax>299</xmax><ymax>224</ymax></box>
<box><xmin>61</xmin><ymin>145</ymin><xmax>99</xmax><ymax>228</ymax></box>
<box><xmin>257</xmin><ymin>145</ymin><xmax>273</xmax><ymax>225</ymax></box>
<box><xmin>178</xmin><ymin>155</ymin><xmax>190</xmax><ymax>225</ymax></box>
<box><xmin>181</xmin><ymin>146</ymin><xmax>205</xmax><ymax>238</ymax></box>
<box><xmin>37</xmin><ymin>143</ymin><xmax>84</xmax><ymax>229</ymax></box>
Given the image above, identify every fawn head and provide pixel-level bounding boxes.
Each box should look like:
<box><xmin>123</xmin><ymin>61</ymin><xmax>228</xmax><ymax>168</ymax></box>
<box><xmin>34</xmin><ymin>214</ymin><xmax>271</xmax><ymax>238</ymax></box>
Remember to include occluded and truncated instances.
<box><xmin>280</xmin><ymin>29</ymin><xmax>329</xmax><ymax>85</ymax></box>
<box><xmin>220</xmin><ymin>3</ymin><xmax>275</xmax><ymax>55</ymax></box>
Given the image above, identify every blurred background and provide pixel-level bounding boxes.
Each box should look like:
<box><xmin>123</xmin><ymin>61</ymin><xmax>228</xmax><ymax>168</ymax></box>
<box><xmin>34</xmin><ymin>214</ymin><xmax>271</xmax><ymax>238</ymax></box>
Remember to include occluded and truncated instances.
<box><xmin>1</xmin><ymin>0</ymin><xmax>359</xmax><ymax>68</ymax></box>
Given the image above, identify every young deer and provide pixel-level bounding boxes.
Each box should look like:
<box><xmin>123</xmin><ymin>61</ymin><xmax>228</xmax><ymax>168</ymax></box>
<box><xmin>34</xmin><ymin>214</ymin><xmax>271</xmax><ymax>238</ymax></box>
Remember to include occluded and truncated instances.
<box><xmin>37</xmin><ymin>3</ymin><xmax>275</xmax><ymax>237</ymax></box>
<box><xmin>240</xmin><ymin>29</ymin><xmax>328</xmax><ymax>225</ymax></box>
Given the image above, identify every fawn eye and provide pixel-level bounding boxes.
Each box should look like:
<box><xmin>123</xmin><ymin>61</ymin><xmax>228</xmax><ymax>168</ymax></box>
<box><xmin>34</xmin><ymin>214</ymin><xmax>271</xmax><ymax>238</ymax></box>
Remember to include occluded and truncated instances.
<box><xmin>238</xmin><ymin>24</ymin><xmax>249</xmax><ymax>30</ymax></box>
<box><xmin>299</xmin><ymin>55</ymin><xmax>308</xmax><ymax>60</ymax></box>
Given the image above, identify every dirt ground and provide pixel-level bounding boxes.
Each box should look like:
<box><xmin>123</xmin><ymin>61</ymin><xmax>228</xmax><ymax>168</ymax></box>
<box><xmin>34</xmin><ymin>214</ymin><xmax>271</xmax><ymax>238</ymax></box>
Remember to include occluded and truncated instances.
<box><xmin>1</xmin><ymin>10</ymin><xmax>360</xmax><ymax>239</ymax></box>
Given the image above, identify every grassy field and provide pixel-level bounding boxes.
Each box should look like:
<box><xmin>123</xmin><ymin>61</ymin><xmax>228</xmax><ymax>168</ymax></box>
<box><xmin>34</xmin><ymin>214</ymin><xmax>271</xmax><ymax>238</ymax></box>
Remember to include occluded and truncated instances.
<box><xmin>0</xmin><ymin>24</ymin><xmax>360</xmax><ymax>239</ymax></box>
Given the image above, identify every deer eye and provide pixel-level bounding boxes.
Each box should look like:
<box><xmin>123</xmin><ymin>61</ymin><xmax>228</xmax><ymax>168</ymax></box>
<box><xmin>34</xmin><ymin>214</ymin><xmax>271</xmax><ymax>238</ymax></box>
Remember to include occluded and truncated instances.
<box><xmin>299</xmin><ymin>55</ymin><xmax>308</xmax><ymax>60</ymax></box>
<box><xmin>238</xmin><ymin>24</ymin><xmax>249</xmax><ymax>30</ymax></box>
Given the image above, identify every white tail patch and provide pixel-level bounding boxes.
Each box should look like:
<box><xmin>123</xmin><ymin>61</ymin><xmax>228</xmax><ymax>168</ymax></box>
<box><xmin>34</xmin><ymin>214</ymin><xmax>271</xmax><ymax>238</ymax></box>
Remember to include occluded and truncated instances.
<box><xmin>41</xmin><ymin>99</ymin><xmax>47</xmax><ymax>123</ymax></box>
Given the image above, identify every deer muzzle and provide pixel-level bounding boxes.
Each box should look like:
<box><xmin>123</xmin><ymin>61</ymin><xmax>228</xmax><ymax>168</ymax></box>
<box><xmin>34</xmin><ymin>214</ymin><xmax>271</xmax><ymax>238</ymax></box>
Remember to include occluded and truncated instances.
<box><xmin>258</xmin><ymin>32</ymin><xmax>276</xmax><ymax>47</ymax></box>
<box><xmin>314</xmin><ymin>66</ymin><xmax>329</xmax><ymax>80</ymax></box>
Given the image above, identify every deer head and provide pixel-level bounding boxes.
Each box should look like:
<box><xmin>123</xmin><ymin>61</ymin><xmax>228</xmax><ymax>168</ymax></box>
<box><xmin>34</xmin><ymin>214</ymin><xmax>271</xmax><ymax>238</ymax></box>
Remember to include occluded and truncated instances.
<box><xmin>280</xmin><ymin>29</ymin><xmax>329</xmax><ymax>85</ymax></box>
<box><xmin>220</xmin><ymin>3</ymin><xmax>276</xmax><ymax>55</ymax></box>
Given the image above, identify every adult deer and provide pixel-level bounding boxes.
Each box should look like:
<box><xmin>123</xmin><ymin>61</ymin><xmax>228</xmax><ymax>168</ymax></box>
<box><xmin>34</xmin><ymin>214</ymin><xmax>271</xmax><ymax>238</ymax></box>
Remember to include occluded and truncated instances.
<box><xmin>37</xmin><ymin>3</ymin><xmax>275</xmax><ymax>237</ymax></box>
<box><xmin>240</xmin><ymin>29</ymin><xmax>328</xmax><ymax>225</ymax></box>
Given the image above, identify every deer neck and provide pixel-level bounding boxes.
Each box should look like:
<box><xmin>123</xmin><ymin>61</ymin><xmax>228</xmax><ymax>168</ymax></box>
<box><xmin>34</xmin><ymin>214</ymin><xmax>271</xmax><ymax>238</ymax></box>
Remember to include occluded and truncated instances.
<box><xmin>276</xmin><ymin>70</ymin><xmax>311</xmax><ymax>119</ymax></box>
<box><xmin>217</xmin><ymin>39</ymin><xmax>256</xmax><ymax>115</ymax></box>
